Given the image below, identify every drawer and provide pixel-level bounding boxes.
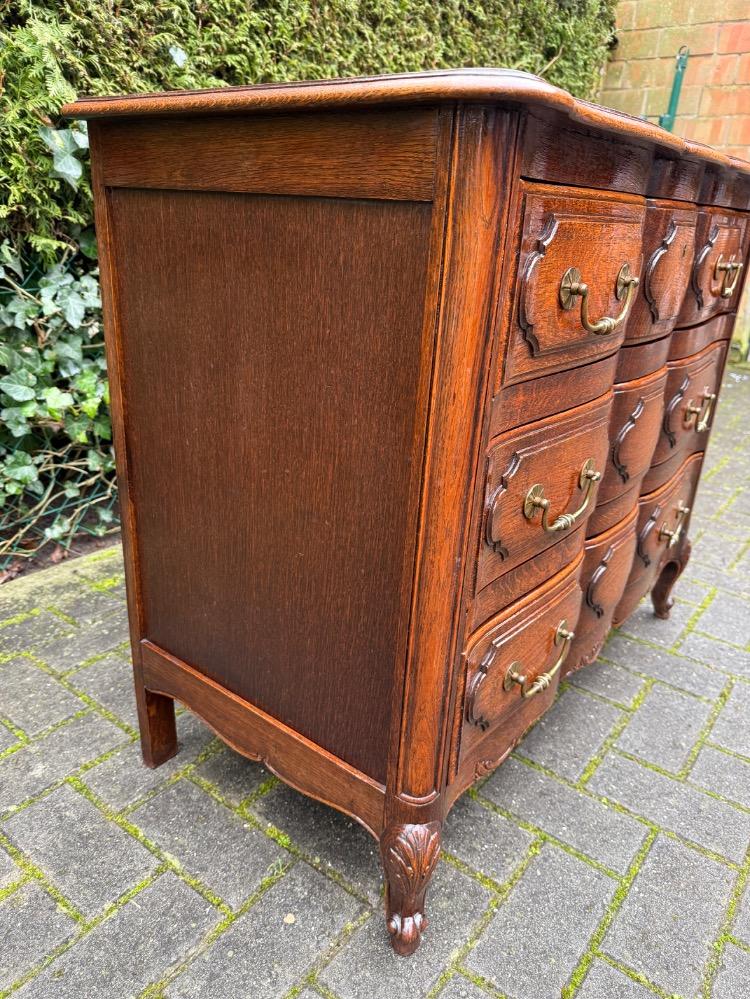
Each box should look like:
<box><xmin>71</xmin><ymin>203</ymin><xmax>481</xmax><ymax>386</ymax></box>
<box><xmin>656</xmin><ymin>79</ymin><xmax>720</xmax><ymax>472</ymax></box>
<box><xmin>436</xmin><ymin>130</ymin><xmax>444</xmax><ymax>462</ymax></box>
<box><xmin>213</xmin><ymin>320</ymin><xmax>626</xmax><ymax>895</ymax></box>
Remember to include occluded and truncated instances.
<box><xmin>668</xmin><ymin>313</ymin><xmax>733</xmax><ymax>362</ymax></box>
<box><xmin>676</xmin><ymin>210</ymin><xmax>746</xmax><ymax>327</ymax></box>
<box><xmin>477</xmin><ymin>392</ymin><xmax>612</xmax><ymax>595</ymax></box>
<box><xmin>625</xmin><ymin>203</ymin><xmax>697</xmax><ymax>343</ymax></box>
<box><xmin>622</xmin><ymin>453</ymin><xmax>702</xmax><ymax>599</ymax></box>
<box><xmin>587</xmin><ymin>365</ymin><xmax>668</xmax><ymax>537</ymax></box>
<box><xmin>460</xmin><ymin>560</ymin><xmax>583</xmax><ymax>763</ymax></box>
<box><xmin>643</xmin><ymin>339</ymin><xmax>727</xmax><ymax>492</ymax></box>
<box><xmin>566</xmin><ymin>509</ymin><xmax>637</xmax><ymax>675</ymax></box>
<box><xmin>501</xmin><ymin>184</ymin><xmax>645</xmax><ymax>389</ymax></box>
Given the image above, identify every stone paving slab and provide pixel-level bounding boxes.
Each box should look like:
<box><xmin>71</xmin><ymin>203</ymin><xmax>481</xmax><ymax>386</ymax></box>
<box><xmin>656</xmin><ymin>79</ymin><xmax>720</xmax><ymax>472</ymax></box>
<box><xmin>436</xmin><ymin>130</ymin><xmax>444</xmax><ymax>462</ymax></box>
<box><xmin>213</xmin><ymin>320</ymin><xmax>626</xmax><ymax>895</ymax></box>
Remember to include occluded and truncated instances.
<box><xmin>0</xmin><ymin>368</ymin><xmax>748</xmax><ymax>998</ymax></box>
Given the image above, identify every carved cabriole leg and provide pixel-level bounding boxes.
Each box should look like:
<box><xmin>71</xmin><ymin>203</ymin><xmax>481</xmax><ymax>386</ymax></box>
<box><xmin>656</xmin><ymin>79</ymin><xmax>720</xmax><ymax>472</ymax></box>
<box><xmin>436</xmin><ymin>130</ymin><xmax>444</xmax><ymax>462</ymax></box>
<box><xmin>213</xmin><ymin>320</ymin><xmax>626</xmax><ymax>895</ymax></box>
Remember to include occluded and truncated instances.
<box><xmin>652</xmin><ymin>534</ymin><xmax>692</xmax><ymax>619</ymax></box>
<box><xmin>380</xmin><ymin>821</ymin><xmax>442</xmax><ymax>956</ymax></box>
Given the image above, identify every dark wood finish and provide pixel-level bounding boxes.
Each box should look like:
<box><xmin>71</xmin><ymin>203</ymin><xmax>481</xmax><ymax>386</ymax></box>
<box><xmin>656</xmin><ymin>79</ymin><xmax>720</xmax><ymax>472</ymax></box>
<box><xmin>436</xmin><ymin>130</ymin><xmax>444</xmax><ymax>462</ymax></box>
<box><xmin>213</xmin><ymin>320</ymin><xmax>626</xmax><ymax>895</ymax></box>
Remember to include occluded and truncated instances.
<box><xmin>68</xmin><ymin>70</ymin><xmax>750</xmax><ymax>957</ymax></box>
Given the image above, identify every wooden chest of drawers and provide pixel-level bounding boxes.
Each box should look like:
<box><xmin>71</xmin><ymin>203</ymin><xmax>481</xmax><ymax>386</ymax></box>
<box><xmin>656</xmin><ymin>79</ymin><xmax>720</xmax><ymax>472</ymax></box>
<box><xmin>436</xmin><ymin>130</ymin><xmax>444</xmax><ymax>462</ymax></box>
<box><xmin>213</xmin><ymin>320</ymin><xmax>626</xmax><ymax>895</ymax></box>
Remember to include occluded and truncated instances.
<box><xmin>65</xmin><ymin>69</ymin><xmax>750</xmax><ymax>956</ymax></box>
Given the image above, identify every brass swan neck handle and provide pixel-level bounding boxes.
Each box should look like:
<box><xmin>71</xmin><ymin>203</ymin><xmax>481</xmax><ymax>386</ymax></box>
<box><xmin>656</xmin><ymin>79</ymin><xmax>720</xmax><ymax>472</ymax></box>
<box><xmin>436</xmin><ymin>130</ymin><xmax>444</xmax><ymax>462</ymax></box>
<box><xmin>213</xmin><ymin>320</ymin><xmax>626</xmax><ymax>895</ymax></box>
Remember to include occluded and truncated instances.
<box><xmin>523</xmin><ymin>458</ymin><xmax>601</xmax><ymax>534</ymax></box>
<box><xmin>715</xmin><ymin>254</ymin><xmax>743</xmax><ymax>299</ymax></box>
<box><xmin>684</xmin><ymin>386</ymin><xmax>716</xmax><ymax>433</ymax></box>
<box><xmin>659</xmin><ymin>501</ymin><xmax>690</xmax><ymax>549</ymax></box>
<box><xmin>503</xmin><ymin>620</ymin><xmax>575</xmax><ymax>699</ymax></box>
<box><xmin>560</xmin><ymin>262</ymin><xmax>640</xmax><ymax>335</ymax></box>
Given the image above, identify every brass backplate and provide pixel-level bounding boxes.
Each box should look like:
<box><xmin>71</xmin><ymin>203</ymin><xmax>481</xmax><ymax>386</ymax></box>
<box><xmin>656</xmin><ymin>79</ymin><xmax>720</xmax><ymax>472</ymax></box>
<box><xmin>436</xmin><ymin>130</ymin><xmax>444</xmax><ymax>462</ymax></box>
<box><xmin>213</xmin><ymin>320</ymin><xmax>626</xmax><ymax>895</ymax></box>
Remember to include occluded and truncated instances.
<box><xmin>559</xmin><ymin>266</ymin><xmax>581</xmax><ymax>310</ymax></box>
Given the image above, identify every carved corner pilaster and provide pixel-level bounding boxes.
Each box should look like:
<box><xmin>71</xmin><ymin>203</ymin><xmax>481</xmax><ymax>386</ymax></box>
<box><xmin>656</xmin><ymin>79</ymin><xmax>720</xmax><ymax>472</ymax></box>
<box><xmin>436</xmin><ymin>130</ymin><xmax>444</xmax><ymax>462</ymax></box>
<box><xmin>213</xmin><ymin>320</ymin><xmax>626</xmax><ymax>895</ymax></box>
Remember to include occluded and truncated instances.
<box><xmin>380</xmin><ymin>821</ymin><xmax>441</xmax><ymax>956</ymax></box>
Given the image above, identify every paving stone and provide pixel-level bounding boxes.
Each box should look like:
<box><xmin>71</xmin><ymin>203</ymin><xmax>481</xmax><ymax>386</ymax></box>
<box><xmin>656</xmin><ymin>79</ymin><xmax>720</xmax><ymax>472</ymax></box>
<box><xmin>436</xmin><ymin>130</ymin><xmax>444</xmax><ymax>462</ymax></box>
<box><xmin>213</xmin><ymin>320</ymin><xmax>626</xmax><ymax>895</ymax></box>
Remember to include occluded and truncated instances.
<box><xmin>482</xmin><ymin>757</ymin><xmax>646</xmax><ymax>875</ymax></box>
<box><xmin>710</xmin><ymin>683</ymin><xmax>750</xmax><ymax>757</ymax></box>
<box><xmin>679</xmin><ymin>631</ymin><xmax>750</xmax><ymax>679</ymax></box>
<box><xmin>17</xmin><ymin>872</ymin><xmax>217</xmax><ymax>999</ymax></box>
<box><xmin>713</xmin><ymin>944</ymin><xmax>750</xmax><ymax>999</ymax></box>
<box><xmin>566</xmin><ymin>659</ymin><xmax>645</xmax><ymax>707</ymax></box>
<box><xmin>689</xmin><ymin>746</ymin><xmax>750</xmax><ymax>807</ymax></box>
<box><xmin>0</xmin><ymin>844</ymin><xmax>22</xmax><ymax>889</ymax></box>
<box><xmin>602</xmin><ymin>634</ymin><xmax>727</xmax><ymax>697</ymax></box>
<box><xmin>617</xmin><ymin>599</ymin><xmax>694</xmax><ymax>646</ymax></box>
<box><xmin>68</xmin><ymin>655</ymin><xmax>138</xmax><ymax>728</ymax></box>
<box><xmin>252</xmin><ymin>782</ymin><xmax>381</xmax><ymax>903</ymax></box>
<box><xmin>602</xmin><ymin>835</ymin><xmax>733</xmax><ymax>998</ymax></box>
<box><xmin>576</xmin><ymin>959</ymin><xmax>654</xmax><ymax>998</ymax></box>
<box><xmin>733</xmin><ymin>881</ymin><xmax>750</xmax><ymax>943</ymax></box>
<box><xmin>0</xmin><ymin>882</ymin><xmax>77</xmax><ymax>991</ymax></box>
<box><xmin>690</xmin><ymin>531</ymin><xmax>746</xmax><ymax>569</ymax></box>
<box><xmin>442</xmin><ymin>794</ymin><xmax>535</xmax><ymax>885</ymax></box>
<box><xmin>669</xmin><ymin>578</ymin><xmax>711</xmax><ymax>606</ymax></box>
<box><xmin>465</xmin><ymin>844</ymin><xmax>614</xmax><ymax>999</ymax></box>
<box><xmin>167</xmin><ymin>862</ymin><xmax>361</xmax><ymax>999</ymax></box>
<box><xmin>131</xmin><ymin>779</ymin><xmax>286</xmax><ymax>908</ymax></box>
<box><xmin>513</xmin><ymin>687</ymin><xmax>623</xmax><ymax>780</ymax></box>
<box><xmin>321</xmin><ymin>862</ymin><xmax>491</xmax><ymax>999</ymax></box>
<box><xmin>192</xmin><ymin>747</ymin><xmax>268</xmax><ymax>806</ymax></box>
<box><xmin>0</xmin><ymin>612</ymin><xmax>74</xmax><ymax>654</ymax></box>
<box><xmin>0</xmin><ymin>713</ymin><xmax>129</xmax><ymax>814</ymax></box>
<box><xmin>692</xmin><ymin>593</ymin><xmax>750</xmax><ymax>647</ymax></box>
<box><xmin>82</xmin><ymin>711</ymin><xmax>214</xmax><ymax>811</ymax></box>
<box><xmin>0</xmin><ymin>721</ymin><xmax>18</xmax><ymax>752</ymax></box>
<box><xmin>615</xmin><ymin>683</ymin><xmax>712</xmax><ymax>772</ymax></box>
<box><xmin>35</xmin><ymin>616</ymin><xmax>130</xmax><ymax>673</ymax></box>
<box><xmin>0</xmin><ymin>659</ymin><xmax>85</xmax><ymax>736</ymax></box>
<box><xmin>436</xmin><ymin>976</ymin><xmax>488</xmax><ymax>999</ymax></box>
<box><xmin>588</xmin><ymin>752</ymin><xmax>750</xmax><ymax>862</ymax></box>
<box><xmin>46</xmin><ymin>587</ymin><xmax>125</xmax><ymax>626</ymax></box>
<box><xmin>3</xmin><ymin>785</ymin><xmax>158</xmax><ymax>917</ymax></box>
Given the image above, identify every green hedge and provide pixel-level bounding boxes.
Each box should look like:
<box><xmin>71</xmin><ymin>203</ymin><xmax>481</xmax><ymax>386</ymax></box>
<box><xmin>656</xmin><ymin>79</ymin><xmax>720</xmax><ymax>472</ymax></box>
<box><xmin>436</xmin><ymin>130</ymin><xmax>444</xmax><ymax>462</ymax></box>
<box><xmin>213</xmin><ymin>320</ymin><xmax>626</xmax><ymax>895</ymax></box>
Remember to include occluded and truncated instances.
<box><xmin>0</xmin><ymin>0</ymin><xmax>616</xmax><ymax>566</ymax></box>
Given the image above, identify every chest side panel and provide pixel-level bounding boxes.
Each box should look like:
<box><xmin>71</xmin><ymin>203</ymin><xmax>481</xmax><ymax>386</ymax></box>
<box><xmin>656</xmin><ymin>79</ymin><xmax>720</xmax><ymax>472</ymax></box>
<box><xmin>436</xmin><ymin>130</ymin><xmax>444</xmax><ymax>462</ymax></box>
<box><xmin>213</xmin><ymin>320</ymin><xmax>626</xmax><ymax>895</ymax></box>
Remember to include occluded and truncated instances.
<box><xmin>108</xmin><ymin>187</ymin><xmax>433</xmax><ymax>783</ymax></box>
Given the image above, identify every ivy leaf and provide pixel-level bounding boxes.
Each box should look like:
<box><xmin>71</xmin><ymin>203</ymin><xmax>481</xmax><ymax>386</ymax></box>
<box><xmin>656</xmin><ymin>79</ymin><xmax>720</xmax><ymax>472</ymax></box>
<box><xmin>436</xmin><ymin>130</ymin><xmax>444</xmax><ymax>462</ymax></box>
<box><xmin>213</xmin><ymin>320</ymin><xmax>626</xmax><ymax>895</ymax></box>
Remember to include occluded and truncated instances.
<box><xmin>169</xmin><ymin>44</ymin><xmax>188</xmax><ymax>68</ymax></box>
<box><xmin>0</xmin><ymin>369</ymin><xmax>37</xmax><ymax>401</ymax></box>
<box><xmin>51</xmin><ymin>152</ymin><xmax>83</xmax><ymax>191</ymax></box>
<box><xmin>62</xmin><ymin>290</ymin><xmax>86</xmax><ymax>328</ymax></box>
<box><xmin>42</xmin><ymin>386</ymin><xmax>74</xmax><ymax>414</ymax></box>
<box><xmin>0</xmin><ymin>241</ymin><xmax>24</xmax><ymax>279</ymax></box>
<box><xmin>78</xmin><ymin>228</ymin><xmax>98</xmax><ymax>259</ymax></box>
<box><xmin>3</xmin><ymin>452</ymin><xmax>39</xmax><ymax>485</ymax></box>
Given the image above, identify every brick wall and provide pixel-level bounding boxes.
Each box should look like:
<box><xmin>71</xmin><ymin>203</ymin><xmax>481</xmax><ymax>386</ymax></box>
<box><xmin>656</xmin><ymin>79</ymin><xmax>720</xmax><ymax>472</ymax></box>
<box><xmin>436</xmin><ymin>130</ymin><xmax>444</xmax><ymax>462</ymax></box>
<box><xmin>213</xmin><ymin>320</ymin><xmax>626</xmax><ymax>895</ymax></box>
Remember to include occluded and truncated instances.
<box><xmin>599</xmin><ymin>1</ymin><xmax>750</xmax><ymax>360</ymax></box>
<box><xmin>600</xmin><ymin>2</ymin><xmax>750</xmax><ymax>158</ymax></box>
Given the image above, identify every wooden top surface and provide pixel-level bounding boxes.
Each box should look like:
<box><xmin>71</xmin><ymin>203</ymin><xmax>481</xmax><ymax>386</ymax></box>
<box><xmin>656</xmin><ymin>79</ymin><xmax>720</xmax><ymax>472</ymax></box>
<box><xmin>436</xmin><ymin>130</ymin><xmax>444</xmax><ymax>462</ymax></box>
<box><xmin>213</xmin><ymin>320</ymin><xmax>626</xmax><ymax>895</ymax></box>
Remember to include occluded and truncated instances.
<box><xmin>63</xmin><ymin>68</ymin><xmax>750</xmax><ymax>177</ymax></box>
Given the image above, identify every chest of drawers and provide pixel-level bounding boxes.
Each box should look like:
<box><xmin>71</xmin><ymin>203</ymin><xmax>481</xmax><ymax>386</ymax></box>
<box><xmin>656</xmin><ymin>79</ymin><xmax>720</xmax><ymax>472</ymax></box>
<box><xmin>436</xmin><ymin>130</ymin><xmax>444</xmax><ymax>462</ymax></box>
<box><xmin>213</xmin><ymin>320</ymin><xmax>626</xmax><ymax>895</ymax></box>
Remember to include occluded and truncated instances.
<box><xmin>65</xmin><ymin>69</ymin><xmax>750</xmax><ymax>956</ymax></box>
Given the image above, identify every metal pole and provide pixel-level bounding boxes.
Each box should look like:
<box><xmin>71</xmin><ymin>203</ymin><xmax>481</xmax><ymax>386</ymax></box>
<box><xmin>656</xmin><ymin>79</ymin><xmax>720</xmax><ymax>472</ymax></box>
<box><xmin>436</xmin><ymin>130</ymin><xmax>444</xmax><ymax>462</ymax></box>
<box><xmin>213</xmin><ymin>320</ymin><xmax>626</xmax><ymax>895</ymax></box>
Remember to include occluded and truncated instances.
<box><xmin>659</xmin><ymin>45</ymin><xmax>690</xmax><ymax>132</ymax></box>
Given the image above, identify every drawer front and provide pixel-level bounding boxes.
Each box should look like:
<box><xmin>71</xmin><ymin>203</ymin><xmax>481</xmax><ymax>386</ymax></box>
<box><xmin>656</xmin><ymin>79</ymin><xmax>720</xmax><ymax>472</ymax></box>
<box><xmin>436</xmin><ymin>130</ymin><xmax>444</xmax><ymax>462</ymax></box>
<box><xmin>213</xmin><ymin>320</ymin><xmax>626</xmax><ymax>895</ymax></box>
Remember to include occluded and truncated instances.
<box><xmin>478</xmin><ymin>393</ymin><xmax>612</xmax><ymax>594</ymax></box>
<box><xmin>461</xmin><ymin>561</ymin><xmax>582</xmax><ymax>762</ymax></box>
<box><xmin>677</xmin><ymin>210</ymin><xmax>746</xmax><ymax>326</ymax></box>
<box><xmin>567</xmin><ymin>509</ymin><xmax>638</xmax><ymax>675</ymax></box>
<box><xmin>625</xmin><ymin>453</ymin><xmax>702</xmax><ymax>595</ymax></box>
<box><xmin>668</xmin><ymin>312</ymin><xmax>733</xmax><ymax>362</ymax></box>
<box><xmin>647</xmin><ymin>340</ymin><xmax>727</xmax><ymax>482</ymax></box>
<box><xmin>502</xmin><ymin>185</ymin><xmax>645</xmax><ymax>387</ymax></box>
<box><xmin>598</xmin><ymin>366</ymin><xmax>668</xmax><ymax>507</ymax></box>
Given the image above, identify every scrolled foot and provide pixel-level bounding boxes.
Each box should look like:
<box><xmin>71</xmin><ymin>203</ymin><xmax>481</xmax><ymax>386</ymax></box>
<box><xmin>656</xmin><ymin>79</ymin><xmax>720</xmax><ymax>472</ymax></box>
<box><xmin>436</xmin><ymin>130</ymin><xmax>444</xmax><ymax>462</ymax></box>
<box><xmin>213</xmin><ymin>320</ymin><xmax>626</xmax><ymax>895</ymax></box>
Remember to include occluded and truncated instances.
<box><xmin>651</xmin><ymin>535</ymin><xmax>691</xmax><ymax>620</ymax></box>
<box><xmin>381</xmin><ymin>821</ymin><xmax>441</xmax><ymax>957</ymax></box>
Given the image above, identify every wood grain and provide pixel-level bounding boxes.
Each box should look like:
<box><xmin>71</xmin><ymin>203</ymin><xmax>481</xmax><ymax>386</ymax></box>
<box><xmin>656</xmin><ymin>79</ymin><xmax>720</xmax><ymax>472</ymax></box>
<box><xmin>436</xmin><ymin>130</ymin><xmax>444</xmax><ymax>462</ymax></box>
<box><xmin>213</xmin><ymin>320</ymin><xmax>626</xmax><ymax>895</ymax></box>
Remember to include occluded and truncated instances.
<box><xmin>96</xmin><ymin>109</ymin><xmax>438</xmax><ymax>202</ymax></box>
<box><xmin>109</xmin><ymin>188</ymin><xmax>432</xmax><ymax>783</ymax></box>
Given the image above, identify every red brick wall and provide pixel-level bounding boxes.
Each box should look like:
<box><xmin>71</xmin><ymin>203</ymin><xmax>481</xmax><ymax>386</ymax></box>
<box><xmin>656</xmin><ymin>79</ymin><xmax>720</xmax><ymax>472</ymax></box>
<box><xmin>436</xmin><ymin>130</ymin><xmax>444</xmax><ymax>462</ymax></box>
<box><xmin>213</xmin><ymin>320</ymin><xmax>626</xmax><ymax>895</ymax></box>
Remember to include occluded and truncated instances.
<box><xmin>600</xmin><ymin>2</ymin><xmax>750</xmax><ymax>160</ymax></box>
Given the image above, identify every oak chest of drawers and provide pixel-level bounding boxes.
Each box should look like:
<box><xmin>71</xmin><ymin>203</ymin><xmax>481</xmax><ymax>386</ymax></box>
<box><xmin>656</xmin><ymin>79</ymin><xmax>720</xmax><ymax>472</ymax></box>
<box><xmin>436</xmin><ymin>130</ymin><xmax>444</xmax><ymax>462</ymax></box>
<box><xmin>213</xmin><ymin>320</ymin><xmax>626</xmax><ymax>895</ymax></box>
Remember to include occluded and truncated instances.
<box><xmin>65</xmin><ymin>69</ymin><xmax>750</xmax><ymax>956</ymax></box>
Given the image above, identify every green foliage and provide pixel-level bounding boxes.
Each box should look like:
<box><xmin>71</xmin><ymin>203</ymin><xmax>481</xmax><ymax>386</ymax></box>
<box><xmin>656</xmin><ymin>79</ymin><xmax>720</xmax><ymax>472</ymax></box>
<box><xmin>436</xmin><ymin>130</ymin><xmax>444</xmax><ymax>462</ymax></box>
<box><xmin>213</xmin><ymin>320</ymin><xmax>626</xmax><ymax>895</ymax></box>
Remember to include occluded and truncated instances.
<box><xmin>0</xmin><ymin>0</ymin><xmax>616</xmax><ymax>564</ymax></box>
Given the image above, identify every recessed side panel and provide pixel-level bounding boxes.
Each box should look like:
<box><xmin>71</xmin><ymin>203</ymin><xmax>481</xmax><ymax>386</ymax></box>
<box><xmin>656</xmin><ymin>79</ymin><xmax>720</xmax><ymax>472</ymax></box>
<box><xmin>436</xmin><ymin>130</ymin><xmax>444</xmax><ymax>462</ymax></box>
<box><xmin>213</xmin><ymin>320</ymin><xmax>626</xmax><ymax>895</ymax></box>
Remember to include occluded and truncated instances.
<box><xmin>108</xmin><ymin>188</ymin><xmax>433</xmax><ymax>782</ymax></box>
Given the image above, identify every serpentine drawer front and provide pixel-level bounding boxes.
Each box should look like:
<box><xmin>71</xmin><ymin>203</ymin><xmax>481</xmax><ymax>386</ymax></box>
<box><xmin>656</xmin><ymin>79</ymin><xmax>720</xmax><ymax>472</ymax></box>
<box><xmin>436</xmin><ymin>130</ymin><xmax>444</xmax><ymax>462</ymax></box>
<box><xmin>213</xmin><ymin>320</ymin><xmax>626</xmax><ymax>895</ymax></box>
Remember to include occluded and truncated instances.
<box><xmin>67</xmin><ymin>69</ymin><xmax>750</xmax><ymax>957</ymax></box>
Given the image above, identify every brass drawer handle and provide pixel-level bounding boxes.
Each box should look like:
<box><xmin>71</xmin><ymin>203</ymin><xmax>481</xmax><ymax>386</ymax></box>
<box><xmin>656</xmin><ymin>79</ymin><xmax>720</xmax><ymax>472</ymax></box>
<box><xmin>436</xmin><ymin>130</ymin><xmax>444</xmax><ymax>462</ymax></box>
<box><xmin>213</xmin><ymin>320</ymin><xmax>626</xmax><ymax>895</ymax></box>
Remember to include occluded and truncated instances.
<box><xmin>715</xmin><ymin>255</ymin><xmax>743</xmax><ymax>298</ymax></box>
<box><xmin>559</xmin><ymin>262</ymin><xmax>640</xmax><ymax>335</ymax></box>
<box><xmin>523</xmin><ymin>457</ymin><xmax>601</xmax><ymax>533</ymax></box>
<box><xmin>658</xmin><ymin>501</ymin><xmax>690</xmax><ymax>549</ymax></box>
<box><xmin>684</xmin><ymin>386</ymin><xmax>716</xmax><ymax>432</ymax></box>
<box><xmin>503</xmin><ymin>620</ymin><xmax>575</xmax><ymax>699</ymax></box>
